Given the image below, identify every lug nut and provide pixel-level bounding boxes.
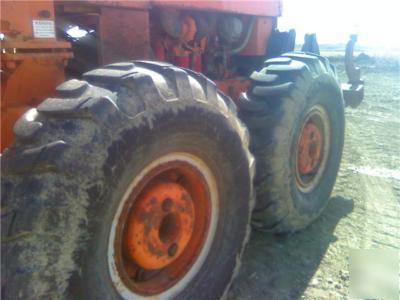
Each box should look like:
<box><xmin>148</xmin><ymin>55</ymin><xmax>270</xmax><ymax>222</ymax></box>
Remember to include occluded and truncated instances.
<box><xmin>168</xmin><ymin>243</ymin><xmax>178</xmax><ymax>257</ymax></box>
<box><xmin>162</xmin><ymin>197</ymin><xmax>173</xmax><ymax>212</ymax></box>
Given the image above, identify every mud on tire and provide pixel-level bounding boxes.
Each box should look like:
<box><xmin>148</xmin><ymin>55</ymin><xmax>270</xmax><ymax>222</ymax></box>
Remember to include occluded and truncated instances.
<box><xmin>1</xmin><ymin>62</ymin><xmax>254</xmax><ymax>299</ymax></box>
<box><xmin>238</xmin><ymin>52</ymin><xmax>345</xmax><ymax>233</ymax></box>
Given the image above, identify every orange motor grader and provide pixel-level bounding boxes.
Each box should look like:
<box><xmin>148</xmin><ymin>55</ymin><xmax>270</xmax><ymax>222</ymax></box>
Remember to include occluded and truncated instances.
<box><xmin>1</xmin><ymin>1</ymin><xmax>363</xmax><ymax>299</ymax></box>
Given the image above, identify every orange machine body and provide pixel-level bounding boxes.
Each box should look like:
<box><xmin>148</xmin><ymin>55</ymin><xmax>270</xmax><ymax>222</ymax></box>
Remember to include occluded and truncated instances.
<box><xmin>1</xmin><ymin>1</ymin><xmax>72</xmax><ymax>151</ymax></box>
<box><xmin>1</xmin><ymin>0</ymin><xmax>282</xmax><ymax>150</ymax></box>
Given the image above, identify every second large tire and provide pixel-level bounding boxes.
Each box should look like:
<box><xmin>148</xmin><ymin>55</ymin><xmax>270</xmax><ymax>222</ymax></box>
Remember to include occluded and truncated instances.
<box><xmin>238</xmin><ymin>52</ymin><xmax>345</xmax><ymax>233</ymax></box>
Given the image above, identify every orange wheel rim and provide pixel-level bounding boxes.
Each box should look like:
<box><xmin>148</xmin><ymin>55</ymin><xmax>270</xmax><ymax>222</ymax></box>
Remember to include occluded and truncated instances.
<box><xmin>295</xmin><ymin>105</ymin><xmax>330</xmax><ymax>191</ymax></box>
<box><xmin>112</xmin><ymin>156</ymin><xmax>212</xmax><ymax>296</ymax></box>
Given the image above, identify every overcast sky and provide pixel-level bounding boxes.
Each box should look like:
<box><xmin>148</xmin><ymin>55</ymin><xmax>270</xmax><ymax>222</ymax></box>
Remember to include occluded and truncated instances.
<box><xmin>278</xmin><ymin>0</ymin><xmax>400</xmax><ymax>50</ymax></box>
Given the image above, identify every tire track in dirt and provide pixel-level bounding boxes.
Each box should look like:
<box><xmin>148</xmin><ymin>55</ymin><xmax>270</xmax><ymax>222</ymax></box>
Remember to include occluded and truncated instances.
<box><xmin>343</xmin><ymin>119</ymin><xmax>400</xmax><ymax>251</ymax></box>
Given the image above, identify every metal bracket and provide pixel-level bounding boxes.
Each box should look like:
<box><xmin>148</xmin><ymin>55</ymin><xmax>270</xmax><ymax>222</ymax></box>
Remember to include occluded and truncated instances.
<box><xmin>301</xmin><ymin>33</ymin><xmax>320</xmax><ymax>55</ymax></box>
<box><xmin>342</xmin><ymin>34</ymin><xmax>364</xmax><ymax>108</ymax></box>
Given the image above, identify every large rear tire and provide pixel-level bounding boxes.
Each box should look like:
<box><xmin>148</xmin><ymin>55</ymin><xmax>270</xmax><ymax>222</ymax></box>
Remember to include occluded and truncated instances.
<box><xmin>238</xmin><ymin>52</ymin><xmax>344</xmax><ymax>233</ymax></box>
<box><xmin>1</xmin><ymin>62</ymin><xmax>254</xmax><ymax>299</ymax></box>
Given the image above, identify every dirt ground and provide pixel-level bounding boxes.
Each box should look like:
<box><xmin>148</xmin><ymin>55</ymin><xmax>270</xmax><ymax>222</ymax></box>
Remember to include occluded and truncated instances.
<box><xmin>228</xmin><ymin>58</ymin><xmax>400</xmax><ymax>299</ymax></box>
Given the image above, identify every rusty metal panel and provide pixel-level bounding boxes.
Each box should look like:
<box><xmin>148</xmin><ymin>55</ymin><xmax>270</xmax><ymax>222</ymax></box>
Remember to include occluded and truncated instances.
<box><xmin>84</xmin><ymin>0</ymin><xmax>150</xmax><ymax>10</ymax></box>
<box><xmin>98</xmin><ymin>7</ymin><xmax>150</xmax><ymax>65</ymax></box>
<box><xmin>56</xmin><ymin>0</ymin><xmax>149</xmax><ymax>13</ymax></box>
<box><xmin>1</xmin><ymin>52</ymin><xmax>72</xmax><ymax>150</ymax></box>
<box><xmin>1</xmin><ymin>1</ymin><xmax>59</xmax><ymax>42</ymax></box>
<box><xmin>1</xmin><ymin>0</ymin><xmax>72</xmax><ymax>150</ymax></box>
<box><xmin>151</xmin><ymin>0</ymin><xmax>282</xmax><ymax>17</ymax></box>
<box><xmin>240</xmin><ymin>17</ymin><xmax>273</xmax><ymax>56</ymax></box>
<box><xmin>60</xmin><ymin>0</ymin><xmax>281</xmax><ymax>16</ymax></box>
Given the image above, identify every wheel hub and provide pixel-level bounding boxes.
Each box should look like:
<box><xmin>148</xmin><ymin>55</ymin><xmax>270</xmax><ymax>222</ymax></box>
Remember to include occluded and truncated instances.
<box><xmin>297</xmin><ymin>122</ymin><xmax>322</xmax><ymax>175</ymax></box>
<box><xmin>124</xmin><ymin>182</ymin><xmax>195</xmax><ymax>270</ymax></box>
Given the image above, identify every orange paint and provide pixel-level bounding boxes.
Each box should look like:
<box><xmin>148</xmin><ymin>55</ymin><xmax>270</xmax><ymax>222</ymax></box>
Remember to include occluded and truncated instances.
<box><xmin>1</xmin><ymin>1</ymin><xmax>72</xmax><ymax>150</ymax></box>
<box><xmin>216</xmin><ymin>78</ymin><xmax>250</xmax><ymax>103</ymax></box>
<box><xmin>125</xmin><ymin>182</ymin><xmax>195</xmax><ymax>270</ymax></box>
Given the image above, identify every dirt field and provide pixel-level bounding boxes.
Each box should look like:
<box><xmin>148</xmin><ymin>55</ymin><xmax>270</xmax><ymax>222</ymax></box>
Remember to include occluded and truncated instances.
<box><xmin>229</xmin><ymin>57</ymin><xmax>400</xmax><ymax>299</ymax></box>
